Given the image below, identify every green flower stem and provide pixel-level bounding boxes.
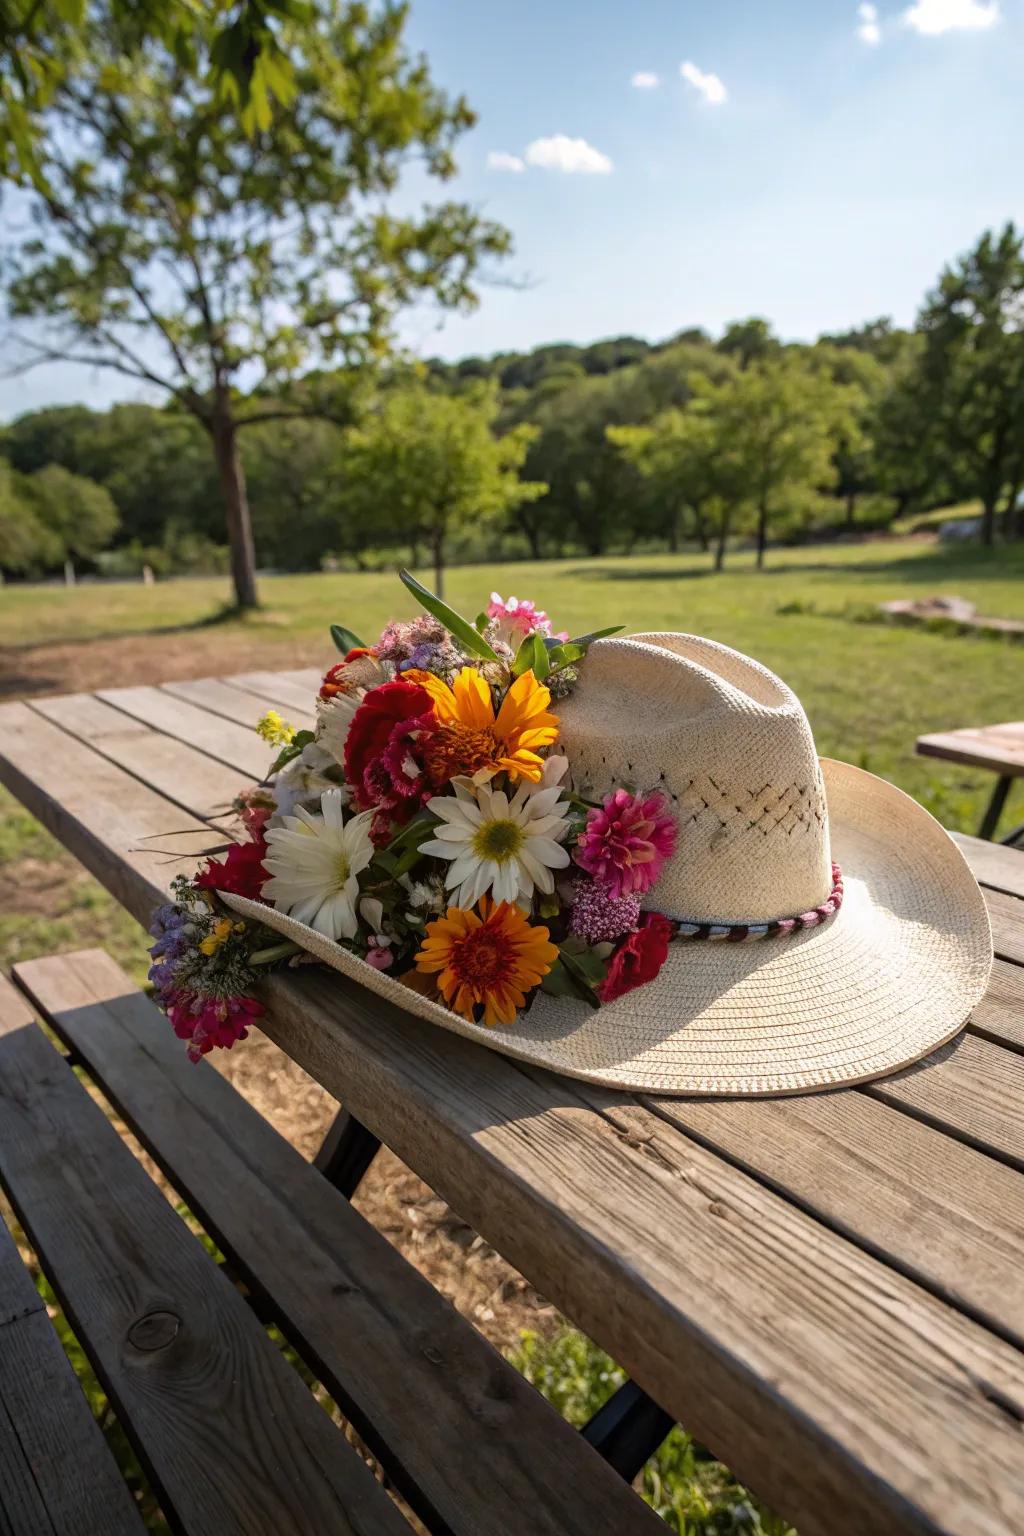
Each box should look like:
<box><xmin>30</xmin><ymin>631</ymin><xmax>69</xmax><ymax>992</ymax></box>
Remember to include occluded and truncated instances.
<box><xmin>249</xmin><ymin>940</ymin><xmax>302</xmax><ymax>966</ymax></box>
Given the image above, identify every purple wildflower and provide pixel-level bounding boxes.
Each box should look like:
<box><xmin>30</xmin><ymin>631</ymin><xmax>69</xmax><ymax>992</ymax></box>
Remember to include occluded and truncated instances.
<box><xmin>569</xmin><ymin>876</ymin><xmax>642</xmax><ymax>944</ymax></box>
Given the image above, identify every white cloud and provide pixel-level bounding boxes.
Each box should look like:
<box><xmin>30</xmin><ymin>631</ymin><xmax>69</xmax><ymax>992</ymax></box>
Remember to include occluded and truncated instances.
<box><xmin>903</xmin><ymin>0</ymin><xmax>999</xmax><ymax>33</ymax></box>
<box><xmin>631</xmin><ymin>71</ymin><xmax>660</xmax><ymax>89</ymax></box>
<box><xmin>857</xmin><ymin>3</ymin><xmax>882</xmax><ymax>44</ymax></box>
<box><xmin>680</xmin><ymin>60</ymin><xmax>728</xmax><ymax>105</ymax></box>
<box><xmin>524</xmin><ymin>134</ymin><xmax>614</xmax><ymax>175</ymax></box>
<box><xmin>487</xmin><ymin>151</ymin><xmax>525</xmax><ymax>173</ymax></box>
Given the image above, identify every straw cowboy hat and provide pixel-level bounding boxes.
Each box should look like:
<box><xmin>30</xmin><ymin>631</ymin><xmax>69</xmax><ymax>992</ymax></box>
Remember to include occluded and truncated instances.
<box><xmin>224</xmin><ymin>633</ymin><xmax>993</xmax><ymax>1096</ymax></box>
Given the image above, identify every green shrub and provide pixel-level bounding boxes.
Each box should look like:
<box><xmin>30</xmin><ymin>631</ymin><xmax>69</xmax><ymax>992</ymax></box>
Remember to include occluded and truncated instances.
<box><xmin>510</xmin><ymin>1329</ymin><xmax>796</xmax><ymax>1535</ymax></box>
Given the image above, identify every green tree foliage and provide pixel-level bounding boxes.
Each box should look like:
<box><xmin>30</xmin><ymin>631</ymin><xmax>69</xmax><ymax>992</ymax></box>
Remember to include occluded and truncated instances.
<box><xmin>716</xmin><ymin>316</ymin><xmax>780</xmax><ymax>371</ymax></box>
<box><xmin>333</xmin><ymin>381</ymin><xmax>545</xmax><ymax>594</ymax></box>
<box><xmin>1</xmin><ymin>0</ymin><xmax>509</xmax><ymax>607</ymax></box>
<box><xmin>2</xmin><ymin>0</ymin><xmax>312</xmax><ymax>182</ymax></box>
<box><xmin>913</xmin><ymin>222</ymin><xmax>1024</xmax><ymax>545</ymax></box>
<box><xmin>707</xmin><ymin>356</ymin><xmax>850</xmax><ymax>569</ymax></box>
<box><xmin>20</xmin><ymin>462</ymin><xmax>119</xmax><ymax>564</ymax></box>
<box><xmin>0</xmin><ymin>457</ymin><xmax>60</xmax><ymax>573</ymax></box>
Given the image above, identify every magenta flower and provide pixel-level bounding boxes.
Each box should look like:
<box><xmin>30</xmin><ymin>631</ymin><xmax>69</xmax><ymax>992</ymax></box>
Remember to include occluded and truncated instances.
<box><xmin>574</xmin><ymin>790</ymin><xmax>677</xmax><ymax>899</ymax></box>
<box><xmin>167</xmin><ymin>991</ymin><xmax>264</xmax><ymax>1063</ymax></box>
<box><xmin>486</xmin><ymin>593</ymin><xmax>568</xmax><ymax>644</ymax></box>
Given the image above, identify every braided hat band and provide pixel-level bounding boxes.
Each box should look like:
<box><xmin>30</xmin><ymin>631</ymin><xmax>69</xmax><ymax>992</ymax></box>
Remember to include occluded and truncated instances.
<box><xmin>673</xmin><ymin>863</ymin><xmax>844</xmax><ymax>943</ymax></box>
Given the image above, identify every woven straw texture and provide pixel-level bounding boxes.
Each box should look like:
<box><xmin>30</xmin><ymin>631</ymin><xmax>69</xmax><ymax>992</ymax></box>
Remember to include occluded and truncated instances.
<box><xmin>223</xmin><ymin>754</ymin><xmax>992</xmax><ymax>1097</ymax></box>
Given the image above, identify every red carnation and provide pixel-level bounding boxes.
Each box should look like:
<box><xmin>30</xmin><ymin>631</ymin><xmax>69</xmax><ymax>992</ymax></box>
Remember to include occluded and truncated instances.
<box><xmin>194</xmin><ymin>835</ymin><xmax>269</xmax><ymax>901</ymax></box>
<box><xmin>344</xmin><ymin>679</ymin><xmax>434</xmax><ymax>810</ymax></box>
<box><xmin>598</xmin><ymin>912</ymin><xmax>675</xmax><ymax>1003</ymax></box>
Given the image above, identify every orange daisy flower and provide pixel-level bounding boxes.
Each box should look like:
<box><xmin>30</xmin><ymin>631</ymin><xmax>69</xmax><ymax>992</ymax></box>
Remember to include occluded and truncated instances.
<box><xmin>415</xmin><ymin>897</ymin><xmax>559</xmax><ymax>1026</ymax></box>
<box><xmin>405</xmin><ymin>666</ymin><xmax>559</xmax><ymax>784</ymax></box>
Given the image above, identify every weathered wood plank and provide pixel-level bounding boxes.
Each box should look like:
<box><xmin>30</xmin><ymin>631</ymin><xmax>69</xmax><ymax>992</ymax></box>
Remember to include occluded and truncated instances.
<box><xmin>30</xmin><ymin>694</ymin><xmax>242</xmax><ymax>829</ymax></box>
<box><xmin>983</xmin><ymin>886</ymin><xmax>1024</xmax><ymax>966</ymax></box>
<box><xmin>162</xmin><ymin>677</ymin><xmax>315</xmax><ymax>734</ymax></box>
<box><xmin>917</xmin><ymin>723</ymin><xmax>1024</xmax><ymax>777</ymax></box>
<box><xmin>867</xmin><ymin>1030</ymin><xmax>1024</xmax><ymax>1170</ymax></box>
<box><xmin>955</xmin><ymin>832</ymin><xmax>1024</xmax><ymax>901</ymax></box>
<box><xmin>647</xmin><ymin>1086</ymin><xmax>1024</xmax><ymax>1348</ymax></box>
<box><xmin>0</xmin><ymin>1223</ymin><xmax>146</xmax><ymax>1535</ymax></box>
<box><xmin>15</xmin><ymin>949</ymin><xmax>663</xmax><ymax>1536</ymax></box>
<box><xmin>221</xmin><ymin>671</ymin><xmax>320</xmax><ymax>716</ymax></box>
<box><xmin>0</xmin><ymin>703</ymin><xmax>200</xmax><ymax>922</ymax></box>
<box><xmin>96</xmin><ymin>686</ymin><xmax>272</xmax><ymax>780</ymax></box>
<box><xmin>971</xmin><ymin>958</ymin><xmax>1024</xmax><ymax>1052</ymax></box>
<box><xmin>251</xmin><ymin>965</ymin><xmax>1024</xmax><ymax>1536</ymax></box>
<box><xmin>0</xmin><ymin>987</ymin><xmax>410</xmax><ymax>1536</ymax></box>
<box><xmin>0</xmin><ymin>981</ymin><xmax>147</xmax><ymax>1536</ymax></box>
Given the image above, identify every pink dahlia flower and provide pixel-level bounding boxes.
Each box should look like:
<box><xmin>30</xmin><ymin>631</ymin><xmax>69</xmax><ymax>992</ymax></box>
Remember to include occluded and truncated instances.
<box><xmin>574</xmin><ymin>790</ymin><xmax>677</xmax><ymax>899</ymax></box>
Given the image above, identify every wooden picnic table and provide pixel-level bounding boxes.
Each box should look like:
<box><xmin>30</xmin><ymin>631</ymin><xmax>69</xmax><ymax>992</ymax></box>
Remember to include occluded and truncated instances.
<box><xmin>1</xmin><ymin>668</ymin><xmax>1024</xmax><ymax>1536</ymax></box>
<box><xmin>917</xmin><ymin>720</ymin><xmax>1024</xmax><ymax>841</ymax></box>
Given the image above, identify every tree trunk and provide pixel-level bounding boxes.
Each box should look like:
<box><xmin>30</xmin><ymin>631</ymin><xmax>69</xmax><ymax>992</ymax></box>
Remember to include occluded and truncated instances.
<box><xmin>981</xmin><ymin>496</ymin><xmax>997</xmax><ymax>547</ymax></box>
<box><xmin>845</xmin><ymin>490</ymin><xmax>857</xmax><ymax>530</ymax></box>
<box><xmin>667</xmin><ymin>508</ymin><xmax>680</xmax><ymax>554</ymax></box>
<box><xmin>714</xmin><ymin>507</ymin><xmax>731</xmax><ymax>572</ymax></box>
<box><xmin>211</xmin><ymin>407</ymin><xmax>259</xmax><ymax>609</ymax></box>
<box><xmin>517</xmin><ymin>509</ymin><xmax>543</xmax><ymax>560</ymax></box>
<box><xmin>756</xmin><ymin>497</ymin><xmax>768</xmax><ymax>570</ymax></box>
<box><xmin>431</xmin><ymin>528</ymin><xmax>445</xmax><ymax>598</ymax></box>
<box><xmin>691</xmin><ymin>503</ymin><xmax>710</xmax><ymax>553</ymax></box>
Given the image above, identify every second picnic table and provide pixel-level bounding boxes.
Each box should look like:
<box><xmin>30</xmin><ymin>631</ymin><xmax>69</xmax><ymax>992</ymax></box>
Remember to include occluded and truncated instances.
<box><xmin>1</xmin><ymin>668</ymin><xmax>1023</xmax><ymax>1536</ymax></box>
<box><xmin>917</xmin><ymin>719</ymin><xmax>1024</xmax><ymax>841</ymax></box>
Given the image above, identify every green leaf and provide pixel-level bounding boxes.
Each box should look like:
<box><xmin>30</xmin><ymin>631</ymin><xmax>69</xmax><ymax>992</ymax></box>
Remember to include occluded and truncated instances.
<box><xmin>474</xmin><ymin>611</ymin><xmax>489</xmax><ymax>633</ymax></box>
<box><xmin>544</xmin><ymin>625</ymin><xmax>624</xmax><ymax>652</ymax></box>
<box><xmin>547</xmin><ymin>642</ymin><xmax>586</xmax><ymax>669</ymax></box>
<box><xmin>268</xmin><ymin>728</ymin><xmax>313</xmax><ymax>776</ymax></box>
<box><xmin>539</xmin><ymin>956</ymin><xmax>601</xmax><ymax>1009</ymax></box>
<box><xmin>331</xmin><ymin>623</ymin><xmax>366</xmax><ymax>654</ymax></box>
<box><xmin>512</xmin><ymin>630</ymin><xmax>549</xmax><ymax>681</ymax></box>
<box><xmin>399</xmin><ymin>569</ymin><xmax>499</xmax><ymax>662</ymax></box>
<box><xmin>560</xmin><ymin>943</ymin><xmax>609</xmax><ymax>990</ymax></box>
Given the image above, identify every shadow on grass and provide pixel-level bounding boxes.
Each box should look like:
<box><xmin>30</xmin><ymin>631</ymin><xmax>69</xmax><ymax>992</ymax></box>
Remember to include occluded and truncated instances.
<box><xmin>561</xmin><ymin>565</ymin><xmax>714</xmax><ymax>582</ymax></box>
<box><xmin>762</xmin><ymin>546</ymin><xmax>1024</xmax><ymax>584</ymax></box>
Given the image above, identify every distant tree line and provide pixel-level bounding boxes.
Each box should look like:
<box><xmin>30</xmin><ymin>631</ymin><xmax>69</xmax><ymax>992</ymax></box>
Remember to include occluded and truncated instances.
<box><xmin>2</xmin><ymin>222</ymin><xmax>1023</xmax><ymax>584</ymax></box>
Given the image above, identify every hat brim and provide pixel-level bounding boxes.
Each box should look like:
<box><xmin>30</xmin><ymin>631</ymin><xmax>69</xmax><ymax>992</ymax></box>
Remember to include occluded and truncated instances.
<box><xmin>223</xmin><ymin>759</ymin><xmax>993</xmax><ymax>1097</ymax></box>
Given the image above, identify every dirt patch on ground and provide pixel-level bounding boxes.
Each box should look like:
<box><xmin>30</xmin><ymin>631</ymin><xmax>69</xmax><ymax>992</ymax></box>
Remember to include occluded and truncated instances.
<box><xmin>1</xmin><ymin>630</ymin><xmax>330</xmax><ymax>700</ymax></box>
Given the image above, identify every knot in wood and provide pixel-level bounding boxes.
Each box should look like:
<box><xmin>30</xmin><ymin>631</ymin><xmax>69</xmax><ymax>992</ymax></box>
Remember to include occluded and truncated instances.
<box><xmin>127</xmin><ymin>1309</ymin><xmax>181</xmax><ymax>1352</ymax></box>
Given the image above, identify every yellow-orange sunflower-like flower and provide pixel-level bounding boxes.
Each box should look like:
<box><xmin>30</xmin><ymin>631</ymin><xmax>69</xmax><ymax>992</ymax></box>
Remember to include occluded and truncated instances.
<box><xmin>405</xmin><ymin>665</ymin><xmax>559</xmax><ymax>785</ymax></box>
<box><xmin>415</xmin><ymin>897</ymin><xmax>559</xmax><ymax>1026</ymax></box>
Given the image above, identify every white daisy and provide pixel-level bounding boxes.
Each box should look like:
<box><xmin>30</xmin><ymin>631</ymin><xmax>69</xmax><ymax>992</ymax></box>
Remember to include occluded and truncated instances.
<box><xmin>315</xmin><ymin>653</ymin><xmax>385</xmax><ymax>767</ymax></box>
<box><xmin>420</xmin><ymin>776</ymin><xmax>572</xmax><ymax>909</ymax></box>
<box><xmin>262</xmin><ymin>789</ymin><xmax>374</xmax><ymax>939</ymax></box>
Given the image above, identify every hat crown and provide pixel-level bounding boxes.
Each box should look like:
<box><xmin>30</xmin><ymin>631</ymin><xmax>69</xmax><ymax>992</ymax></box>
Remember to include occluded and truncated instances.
<box><xmin>557</xmin><ymin>633</ymin><xmax>832</xmax><ymax>924</ymax></box>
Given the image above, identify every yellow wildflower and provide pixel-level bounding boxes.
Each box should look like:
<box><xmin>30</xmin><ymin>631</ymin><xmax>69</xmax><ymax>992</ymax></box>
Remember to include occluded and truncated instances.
<box><xmin>256</xmin><ymin>710</ymin><xmax>296</xmax><ymax>747</ymax></box>
<box><xmin>199</xmin><ymin>917</ymin><xmax>234</xmax><ymax>956</ymax></box>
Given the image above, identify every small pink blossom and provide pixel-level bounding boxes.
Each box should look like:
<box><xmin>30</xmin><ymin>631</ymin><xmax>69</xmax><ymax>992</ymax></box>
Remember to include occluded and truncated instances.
<box><xmin>575</xmin><ymin>790</ymin><xmax>677</xmax><ymax>899</ymax></box>
<box><xmin>486</xmin><ymin>593</ymin><xmax>568</xmax><ymax>644</ymax></box>
<box><xmin>365</xmin><ymin>944</ymin><xmax>394</xmax><ymax>971</ymax></box>
<box><xmin>569</xmin><ymin>876</ymin><xmax>641</xmax><ymax>944</ymax></box>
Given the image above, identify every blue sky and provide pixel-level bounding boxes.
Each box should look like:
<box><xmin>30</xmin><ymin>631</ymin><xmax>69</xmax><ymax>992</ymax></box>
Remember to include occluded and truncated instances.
<box><xmin>3</xmin><ymin>0</ymin><xmax>1022</xmax><ymax>416</ymax></box>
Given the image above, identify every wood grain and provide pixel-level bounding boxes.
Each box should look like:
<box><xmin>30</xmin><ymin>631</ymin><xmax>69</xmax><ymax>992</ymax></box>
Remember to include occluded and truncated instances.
<box><xmin>221</xmin><ymin>671</ymin><xmax>321</xmax><ymax>716</ymax></box>
<box><xmin>917</xmin><ymin>723</ymin><xmax>1024</xmax><ymax>777</ymax></box>
<box><xmin>955</xmin><ymin>832</ymin><xmax>1024</xmax><ymax>901</ymax></box>
<box><xmin>0</xmin><ymin>702</ymin><xmax>204</xmax><ymax>922</ymax></box>
<box><xmin>0</xmin><ymin>985</ymin><xmax>146</xmax><ymax>1536</ymax></box>
<box><xmin>96</xmin><ymin>686</ymin><xmax>273</xmax><ymax>779</ymax></box>
<box><xmin>867</xmin><ymin>1030</ymin><xmax>1024</xmax><ymax>1170</ymax></box>
<box><xmin>14</xmin><ymin>949</ymin><xmax>663</xmax><ymax>1536</ymax></box>
<box><xmin>982</xmin><ymin>887</ymin><xmax>1024</xmax><ymax>966</ymax></box>
<box><xmin>162</xmin><ymin>677</ymin><xmax>315</xmax><ymax>734</ymax></box>
<box><xmin>646</xmin><ymin>1085</ymin><xmax>1024</xmax><ymax>1347</ymax></box>
<box><xmin>971</xmin><ymin>958</ymin><xmax>1024</xmax><ymax>1052</ymax></box>
<box><xmin>30</xmin><ymin>694</ymin><xmax>243</xmax><ymax>829</ymax></box>
<box><xmin>251</xmin><ymin>964</ymin><xmax>1024</xmax><ymax>1536</ymax></box>
<box><xmin>0</xmin><ymin>982</ymin><xmax>410</xmax><ymax>1536</ymax></box>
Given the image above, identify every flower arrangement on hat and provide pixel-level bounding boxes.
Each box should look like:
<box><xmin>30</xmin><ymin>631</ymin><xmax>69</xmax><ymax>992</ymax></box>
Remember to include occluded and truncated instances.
<box><xmin>148</xmin><ymin>571</ymin><xmax>685</xmax><ymax>1061</ymax></box>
